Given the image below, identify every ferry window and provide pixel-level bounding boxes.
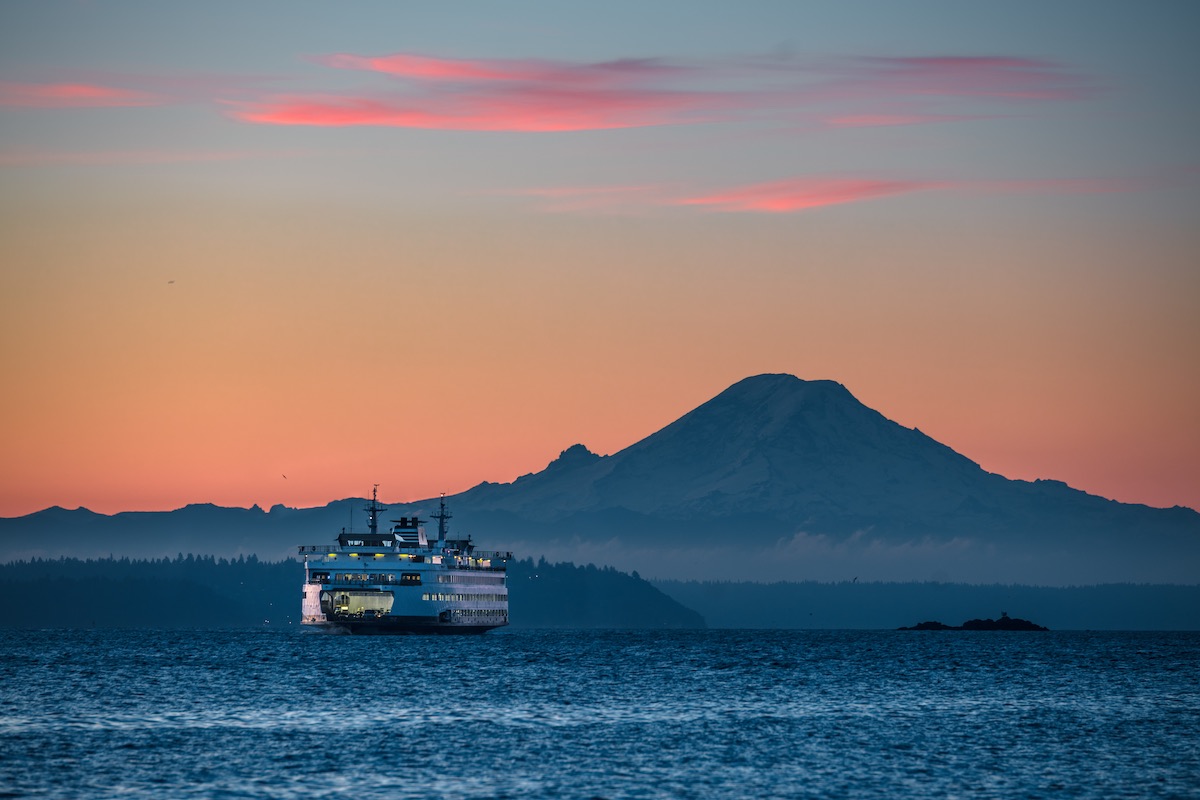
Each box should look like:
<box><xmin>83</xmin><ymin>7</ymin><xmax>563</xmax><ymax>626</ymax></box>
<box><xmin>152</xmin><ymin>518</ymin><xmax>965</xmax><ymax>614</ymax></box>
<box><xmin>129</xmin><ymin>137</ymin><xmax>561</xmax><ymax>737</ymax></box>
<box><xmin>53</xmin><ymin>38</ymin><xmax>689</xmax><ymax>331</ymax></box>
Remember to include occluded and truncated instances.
<box><xmin>401</xmin><ymin>573</ymin><xmax>421</xmax><ymax>586</ymax></box>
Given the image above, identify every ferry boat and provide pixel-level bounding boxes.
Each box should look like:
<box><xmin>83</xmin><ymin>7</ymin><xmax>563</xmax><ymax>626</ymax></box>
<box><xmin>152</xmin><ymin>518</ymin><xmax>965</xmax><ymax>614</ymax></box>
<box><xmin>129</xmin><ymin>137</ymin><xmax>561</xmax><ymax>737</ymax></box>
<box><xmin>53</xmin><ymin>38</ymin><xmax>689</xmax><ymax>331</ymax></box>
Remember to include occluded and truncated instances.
<box><xmin>298</xmin><ymin>487</ymin><xmax>510</xmax><ymax>634</ymax></box>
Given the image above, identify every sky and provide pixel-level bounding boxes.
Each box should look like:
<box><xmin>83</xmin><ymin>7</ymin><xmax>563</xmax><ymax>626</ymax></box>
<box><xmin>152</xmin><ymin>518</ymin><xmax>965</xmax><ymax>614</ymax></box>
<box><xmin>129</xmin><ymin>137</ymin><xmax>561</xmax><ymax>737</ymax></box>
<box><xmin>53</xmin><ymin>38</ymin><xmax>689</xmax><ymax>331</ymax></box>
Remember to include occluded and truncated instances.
<box><xmin>1</xmin><ymin>1</ymin><xmax>1198</xmax><ymax>517</ymax></box>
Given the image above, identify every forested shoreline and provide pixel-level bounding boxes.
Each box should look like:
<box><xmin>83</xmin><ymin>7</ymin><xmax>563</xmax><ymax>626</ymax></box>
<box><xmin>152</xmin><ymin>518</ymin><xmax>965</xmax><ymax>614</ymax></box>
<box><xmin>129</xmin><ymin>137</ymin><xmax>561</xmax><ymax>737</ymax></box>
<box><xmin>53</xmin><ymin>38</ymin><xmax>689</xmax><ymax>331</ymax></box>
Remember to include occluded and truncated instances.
<box><xmin>3</xmin><ymin>556</ymin><xmax>1195</xmax><ymax>630</ymax></box>
<box><xmin>0</xmin><ymin>556</ymin><xmax>703</xmax><ymax>629</ymax></box>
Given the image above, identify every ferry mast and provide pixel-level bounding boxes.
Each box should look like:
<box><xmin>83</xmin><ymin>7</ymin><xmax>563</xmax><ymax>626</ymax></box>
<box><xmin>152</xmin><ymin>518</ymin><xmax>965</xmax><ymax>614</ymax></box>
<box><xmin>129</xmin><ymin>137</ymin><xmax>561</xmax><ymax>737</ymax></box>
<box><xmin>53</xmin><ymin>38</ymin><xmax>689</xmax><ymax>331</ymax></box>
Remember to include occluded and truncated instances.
<box><xmin>364</xmin><ymin>484</ymin><xmax>386</xmax><ymax>535</ymax></box>
<box><xmin>431</xmin><ymin>493</ymin><xmax>452</xmax><ymax>541</ymax></box>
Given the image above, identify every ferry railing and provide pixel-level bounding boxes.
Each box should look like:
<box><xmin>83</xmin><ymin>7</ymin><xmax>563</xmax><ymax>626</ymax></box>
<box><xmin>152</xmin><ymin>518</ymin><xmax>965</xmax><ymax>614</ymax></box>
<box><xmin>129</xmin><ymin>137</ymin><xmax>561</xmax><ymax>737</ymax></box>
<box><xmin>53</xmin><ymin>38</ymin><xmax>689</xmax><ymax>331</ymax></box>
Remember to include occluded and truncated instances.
<box><xmin>298</xmin><ymin>545</ymin><xmax>512</xmax><ymax>563</ymax></box>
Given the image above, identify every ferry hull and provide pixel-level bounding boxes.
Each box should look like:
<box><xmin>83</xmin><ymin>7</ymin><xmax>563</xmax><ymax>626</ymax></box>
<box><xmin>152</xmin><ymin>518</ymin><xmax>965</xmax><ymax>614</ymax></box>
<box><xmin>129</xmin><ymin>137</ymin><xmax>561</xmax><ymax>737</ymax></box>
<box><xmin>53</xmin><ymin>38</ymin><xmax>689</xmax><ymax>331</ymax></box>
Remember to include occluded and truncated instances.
<box><xmin>304</xmin><ymin>616</ymin><xmax>505</xmax><ymax>635</ymax></box>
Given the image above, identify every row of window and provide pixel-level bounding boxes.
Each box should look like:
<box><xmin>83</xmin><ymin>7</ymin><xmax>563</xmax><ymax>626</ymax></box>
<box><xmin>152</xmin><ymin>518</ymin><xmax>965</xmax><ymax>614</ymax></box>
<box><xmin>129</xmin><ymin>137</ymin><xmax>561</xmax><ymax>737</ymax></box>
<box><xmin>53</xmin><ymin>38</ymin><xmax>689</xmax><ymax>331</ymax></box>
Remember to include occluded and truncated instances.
<box><xmin>436</xmin><ymin>573</ymin><xmax>506</xmax><ymax>586</ymax></box>
<box><xmin>421</xmin><ymin>593</ymin><xmax>507</xmax><ymax>603</ymax></box>
<box><xmin>310</xmin><ymin>572</ymin><xmax>421</xmax><ymax>585</ymax></box>
<box><xmin>325</xmin><ymin>553</ymin><xmax>442</xmax><ymax>564</ymax></box>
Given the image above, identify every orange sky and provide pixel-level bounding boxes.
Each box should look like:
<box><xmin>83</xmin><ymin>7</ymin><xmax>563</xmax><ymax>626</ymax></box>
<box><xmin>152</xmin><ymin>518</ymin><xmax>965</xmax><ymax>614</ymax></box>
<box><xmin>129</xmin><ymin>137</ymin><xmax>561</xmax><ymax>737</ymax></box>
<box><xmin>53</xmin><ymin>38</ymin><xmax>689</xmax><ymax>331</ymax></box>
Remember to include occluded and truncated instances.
<box><xmin>2</xmin><ymin>3</ymin><xmax>1198</xmax><ymax>516</ymax></box>
<box><xmin>2</xmin><ymin>191</ymin><xmax>1196</xmax><ymax>516</ymax></box>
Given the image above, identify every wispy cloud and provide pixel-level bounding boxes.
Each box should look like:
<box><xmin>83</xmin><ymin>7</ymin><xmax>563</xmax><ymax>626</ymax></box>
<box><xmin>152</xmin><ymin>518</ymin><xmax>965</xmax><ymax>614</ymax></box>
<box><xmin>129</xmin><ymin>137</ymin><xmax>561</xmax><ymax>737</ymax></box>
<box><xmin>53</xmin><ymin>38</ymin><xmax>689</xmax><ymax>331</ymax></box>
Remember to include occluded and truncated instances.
<box><xmin>229</xmin><ymin>86</ymin><xmax>724</xmax><ymax>131</ymax></box>
<box><xmin>502</xmin><ymin>168</ymin><xmax>1182</xmax><ymax>215</ymax></box>
<box><xmin>496</xmin><ymin>176</ymin><xmax>936</xmax><ymax>214</ymax></box>
<box><xmin>229</xmin><ymin>51</ymin><xmax>1090</xmax><ymax>133</ymax></box>
<box><xmin>0</xmin><ymin>81</ymin><xmax>161</xmax><ymax>108</ymax></box>
<box><xmin>676</xmin><ymin>177</ymin><xmax>941</xmax><ymax>213</ymax></box>
<box><xmin>230</xmin><ymin>54</ymin><xmax>725</xmax><ymax>131</ymax></box>
<box><xmin>315</xmin><ymin>53</ymin><xmax>683</xmax><ymax>86</ymax></box>
<box><xmin>860</xmin><ymin>56</ymin><xmax>1093</xmax><ymax>101</ymax></box>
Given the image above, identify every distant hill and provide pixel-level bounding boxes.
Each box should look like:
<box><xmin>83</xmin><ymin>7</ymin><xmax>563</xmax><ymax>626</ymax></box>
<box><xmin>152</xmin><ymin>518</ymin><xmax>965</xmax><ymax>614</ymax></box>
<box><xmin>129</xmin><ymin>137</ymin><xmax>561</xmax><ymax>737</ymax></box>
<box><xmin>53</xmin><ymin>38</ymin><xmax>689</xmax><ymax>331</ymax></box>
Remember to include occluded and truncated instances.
<box><xmin>508</xmin><ymin>558</ymin><xmax>704</xmax><ymax>629</ymax></box>
<box><xmin>3</xmin><ymin>374</ymin><xmax>1197</xmax><ymax>584</ymax></box>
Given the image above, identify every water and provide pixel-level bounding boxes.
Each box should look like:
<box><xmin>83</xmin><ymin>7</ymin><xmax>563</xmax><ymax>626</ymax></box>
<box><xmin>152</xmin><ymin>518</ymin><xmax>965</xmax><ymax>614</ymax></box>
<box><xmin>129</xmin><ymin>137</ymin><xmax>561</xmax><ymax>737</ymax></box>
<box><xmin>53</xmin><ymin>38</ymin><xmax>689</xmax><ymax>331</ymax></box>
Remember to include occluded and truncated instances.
<box><xmin>1</xmin><ymin>629</ymin><xmax>1197</xmax><ymax>799</ymax></box>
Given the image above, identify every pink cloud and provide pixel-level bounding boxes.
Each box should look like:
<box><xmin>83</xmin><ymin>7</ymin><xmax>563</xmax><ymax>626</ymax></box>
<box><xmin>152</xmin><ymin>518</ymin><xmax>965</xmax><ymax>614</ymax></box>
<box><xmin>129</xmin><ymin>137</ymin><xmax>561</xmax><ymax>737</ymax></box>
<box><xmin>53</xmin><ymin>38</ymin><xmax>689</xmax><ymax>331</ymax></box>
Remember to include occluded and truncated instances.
<box><xmin>0</xmin><ymin>81</ymin><xmax>161</xmax><ymax>108</ymax></box>
<box><xmin>507</xmin><ymin>168</ymin><xmax>1185</xmax><ymax>216</ymax></box>
<box><xmin>319</xmin><ymin>52</ymin><xmax>530</xmax><ymax>82</ymax></box>
<box><xmin>229</xmin><ymin>86</ymin><xmax>725</xmax><ymax>131</ymax></box>
<box><xmin>231</xmin><ymin>52</ymin><xmax>721</xmax><ymax>131</ymax></box>
<box><xmin>676</xmin><ymin>177</ymin><xmax>941</xmax><ymax>213</ymax></box>
<box><xmin>316</xmin><ymin>53</ymin><xmax>682</xmax><ymax>87</ymax></box>
<box><xmin>227</xmin><ymin>50</ymin><xmax>1093</xmax><ymax>133</ymax></box>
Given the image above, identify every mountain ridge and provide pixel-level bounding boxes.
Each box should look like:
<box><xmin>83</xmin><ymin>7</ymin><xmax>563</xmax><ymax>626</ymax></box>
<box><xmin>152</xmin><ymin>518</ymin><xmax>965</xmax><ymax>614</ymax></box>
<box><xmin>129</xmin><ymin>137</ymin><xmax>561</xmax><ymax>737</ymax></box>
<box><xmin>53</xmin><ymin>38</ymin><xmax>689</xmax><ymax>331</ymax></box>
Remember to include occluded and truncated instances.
<box><xmin>3</xmin><ymin>373</ymin><xmax>1197</xmax><ymax>584</ymax></box>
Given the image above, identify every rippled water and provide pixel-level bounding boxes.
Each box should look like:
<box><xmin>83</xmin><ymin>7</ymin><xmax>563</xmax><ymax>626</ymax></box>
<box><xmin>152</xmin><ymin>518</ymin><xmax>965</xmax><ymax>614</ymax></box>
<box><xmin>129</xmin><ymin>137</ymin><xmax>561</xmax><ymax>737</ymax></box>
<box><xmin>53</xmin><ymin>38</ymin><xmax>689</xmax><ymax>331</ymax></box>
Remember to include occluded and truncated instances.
<box><xmin>1</xmin><ymin>629</ymin><xmax>1197</xmax><ymax>798</ymax></box>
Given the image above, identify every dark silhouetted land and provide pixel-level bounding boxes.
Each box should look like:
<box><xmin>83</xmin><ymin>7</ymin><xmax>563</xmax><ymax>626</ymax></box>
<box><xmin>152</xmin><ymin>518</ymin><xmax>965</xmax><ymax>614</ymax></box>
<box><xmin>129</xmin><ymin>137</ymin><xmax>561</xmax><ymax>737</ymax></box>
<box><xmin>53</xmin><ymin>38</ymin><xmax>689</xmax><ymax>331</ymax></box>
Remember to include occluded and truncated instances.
<box><xmin>898</xmin><ymin>612</ymin><xmax>1049</xmax><ymax>631</ymax></box>
<box><xmin>0</xmin><ymin>556</ymin><xmax>704</xmax><ymax>629</ymax></box>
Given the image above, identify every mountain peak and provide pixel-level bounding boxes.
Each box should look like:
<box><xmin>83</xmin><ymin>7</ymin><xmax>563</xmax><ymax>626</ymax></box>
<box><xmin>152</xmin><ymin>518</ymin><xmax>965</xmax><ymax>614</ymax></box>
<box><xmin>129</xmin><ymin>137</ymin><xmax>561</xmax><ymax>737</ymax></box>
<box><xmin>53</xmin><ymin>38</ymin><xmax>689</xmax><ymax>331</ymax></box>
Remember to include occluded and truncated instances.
<box><xmin>720</xmin><ymin>373</ymin><xmax>856</xmax><ymax>406</ymax></box>
<box><xmin>730</xmin><ymin>372</ymin><xmax>830</xmax><ymax>388</ymax></box>
<box><xmin>644</xmin><ymin>373</ymin><xmax>872</xmax><ymax>455</ymax></box>
<box><xmin>494</xmin><ymin>372</ymin><xmax>985</xmax><ymax>521</ymax></box>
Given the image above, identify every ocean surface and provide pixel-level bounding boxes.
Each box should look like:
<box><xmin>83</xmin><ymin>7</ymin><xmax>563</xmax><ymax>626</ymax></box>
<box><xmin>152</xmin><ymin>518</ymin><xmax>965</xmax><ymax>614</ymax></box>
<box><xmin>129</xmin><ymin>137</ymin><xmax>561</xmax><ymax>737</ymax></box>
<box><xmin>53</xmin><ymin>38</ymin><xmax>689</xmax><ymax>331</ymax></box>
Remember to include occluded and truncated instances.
<box><xmin>1</xmin><ymin>629</ymin><xmax>1197</xmax><ymax>799</ymax></box>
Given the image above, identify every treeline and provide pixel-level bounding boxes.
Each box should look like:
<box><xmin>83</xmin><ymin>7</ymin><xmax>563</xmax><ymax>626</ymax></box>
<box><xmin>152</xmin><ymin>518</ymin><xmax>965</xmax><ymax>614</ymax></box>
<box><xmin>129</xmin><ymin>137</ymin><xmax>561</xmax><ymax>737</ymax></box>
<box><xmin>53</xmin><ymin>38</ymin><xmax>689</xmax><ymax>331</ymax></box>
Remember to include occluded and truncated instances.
<box><xmin>1</xmin><ymin>553</ymin><xmax>287</xmax><ymax>580</ymax></box>
<box><xmin>0</xmin><ymin>555</ymin><xmax>705</xmax><ymax>630</ymax></box>
<box><xmin>0</xmin><ymin>555</ymin><xmax>300</xmax><ymax>628</ymax></box>
<box><xmin>5</xmin><ymin>556</ymin><xmax>1194</xmax><ymax>630</ymax></box>
<box><xmin>655</xmin><ymin>579</ymin><xmax>1200</xmax><ymax>630</ymax></box>
<box><xmin>507</xmin><ymin>558</ymin><xmax>704</xmax><ymax>629</ymax></box>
